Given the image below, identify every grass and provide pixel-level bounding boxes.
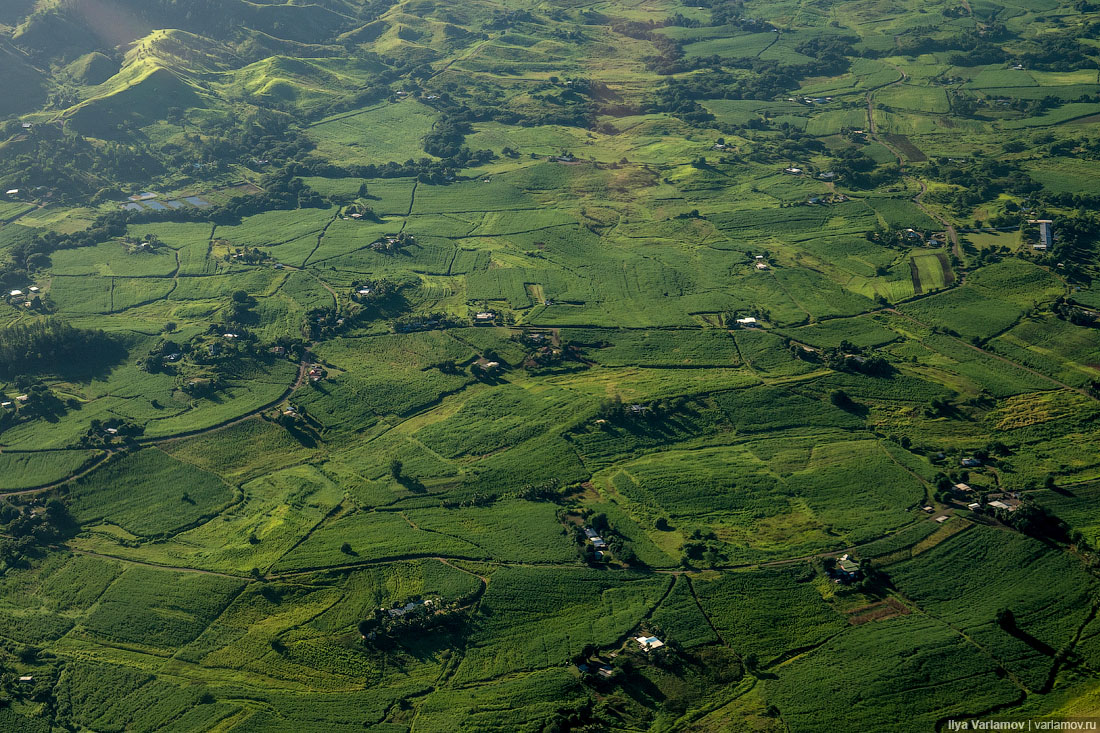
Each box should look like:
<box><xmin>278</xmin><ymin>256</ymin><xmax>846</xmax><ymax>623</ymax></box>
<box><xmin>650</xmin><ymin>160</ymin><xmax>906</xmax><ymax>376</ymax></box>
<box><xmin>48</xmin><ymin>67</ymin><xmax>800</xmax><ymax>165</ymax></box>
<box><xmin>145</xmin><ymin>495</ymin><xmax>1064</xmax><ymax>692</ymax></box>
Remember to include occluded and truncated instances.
<box><xmin>0</xmin><ymin>449</ymin><xmax>101</xmax><ymax>490</ymax></box>
<box><xmin>68</xmin><ymin>448</ymin><xmax>236</xmax><ymax>537</ymax></box>
<box><xmin>694</xmin><ymin>565</ymin><xmax>846</xmax><ymax>661</ymax></box>
<box><xmin>889</xmin><ymin>524</ymin><xmax>1100</xmax><ymax>690</ymax></box>
<box><xmin>80</xmin><ymin>566</ymin><xmax>244</xmax><ymax>652</ymax></box>
<box><xmin>307</xmin><ymin>100</ymin><xmax>438</xmax><ymax>166</ymax></box>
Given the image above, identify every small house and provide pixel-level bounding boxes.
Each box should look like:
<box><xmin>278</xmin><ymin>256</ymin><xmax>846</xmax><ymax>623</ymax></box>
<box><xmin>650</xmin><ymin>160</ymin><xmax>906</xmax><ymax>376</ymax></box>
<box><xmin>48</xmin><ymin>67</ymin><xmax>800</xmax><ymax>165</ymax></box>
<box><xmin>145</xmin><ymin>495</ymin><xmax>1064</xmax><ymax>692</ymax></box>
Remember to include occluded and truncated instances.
<box><xmin>16</xmin><ymin>395</ymin><xmax>28</xmax><ymax>402</ymax></box>
<box><xmin>784</xmin><ymin>167</ymin><xmax>803</xmax><ymax>175</ymax></box>
<box><xmin>735</xmin><ymin>316</ymin><xmax>757</xmax><ymax>325</ymax></box>
<box><xmin>105</xmin><ymin>427</ymin><xmax>119</xmax><ymax>435</ymax></box>
<box><xmin>583</xmin><ymin>528</ymin><xmax>599</xmax><ymax>539</ymax></box>
<box><xmin>988</xmin><ymin>500</ymin><xmax>1018</xmax><ymax>513</ymax></box>
<box><xmin>755</xmin><ymin>262</ymin><xmax>769</xmax><ymax>270</ymax></box>
<box><xmin>17</xmin><ymin>675</ymin><xmax>33</xmax><ymax>683</ymax></box>
<box><xmin>596</xmin><ymin>665</ymin><xmax>614</xmax><ymax>678</ymax></box>
<box><xmin>818</xmin><ymin>171</ymin><xmax>837</xmax><ymax>180</ymax></box>
<box><xmin>935</xmin><ymin>515</ymin><xmax>949</xmax><ymax>523</ymax></box>
<box><xmin>9</xmin><ymin>289</ymin><xmax>23</xmax><ymax>297</ymax></box>
<box><xmin>474</xmin><ymin>311</ymin><xmax>496</xmax><ymax>323</ymax></box>
<box><xmin>1</xmin><ymin>401</ymin><xmax>11</xmax><ymax>408</ymax></box>
<box><xmin>592</xmin><ymin>538</ymin><xmax>607</xmax><ymax>550</ymax></box>
<box><xmin>952</xmin><ymin>483</ymin><xmax>972</xmax><ymax>494</ymax></box>
<box><xmin>967</xmin><ymin>502</ymin><xmax>981</xmax><ymax>511</ymax></box>
<box><xmin>960</xmin><ymin>458</ymin><xmax>982</xmax><ymax>468</ymax></box>
<box><xmin>922</xmin><ymin>505</ymin><xmax>934</xmax><ymax>512</ymax></box>
<box><xmin>28</xmin><ymin>286</ymin><xmax>39</xmax><ymax>293</ymax></box>
<box><xmin>836</xmin><ymin>554</ymin><xmax>860</xmax><ymax>578</ymax></box>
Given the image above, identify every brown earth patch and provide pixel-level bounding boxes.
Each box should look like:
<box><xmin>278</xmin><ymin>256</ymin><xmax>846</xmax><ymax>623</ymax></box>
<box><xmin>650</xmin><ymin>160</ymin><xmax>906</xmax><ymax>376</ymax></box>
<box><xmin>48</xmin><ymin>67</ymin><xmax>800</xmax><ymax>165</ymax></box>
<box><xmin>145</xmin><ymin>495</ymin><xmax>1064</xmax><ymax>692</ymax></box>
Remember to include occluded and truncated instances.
<box><xmin>848</xmin><ymin>597</ymin><xmax>911</xmax><ymax>625</ymax></box>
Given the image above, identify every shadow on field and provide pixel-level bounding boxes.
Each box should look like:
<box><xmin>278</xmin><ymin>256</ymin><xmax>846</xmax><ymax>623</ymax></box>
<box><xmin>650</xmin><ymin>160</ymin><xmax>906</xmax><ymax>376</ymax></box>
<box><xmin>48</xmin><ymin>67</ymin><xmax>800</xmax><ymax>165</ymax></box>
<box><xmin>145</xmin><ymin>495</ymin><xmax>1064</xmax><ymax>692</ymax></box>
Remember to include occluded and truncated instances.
<box><xmin>1002</xmin><ymin>623</ymin><xmax>1057</xmax><ymax>658</ymax></box>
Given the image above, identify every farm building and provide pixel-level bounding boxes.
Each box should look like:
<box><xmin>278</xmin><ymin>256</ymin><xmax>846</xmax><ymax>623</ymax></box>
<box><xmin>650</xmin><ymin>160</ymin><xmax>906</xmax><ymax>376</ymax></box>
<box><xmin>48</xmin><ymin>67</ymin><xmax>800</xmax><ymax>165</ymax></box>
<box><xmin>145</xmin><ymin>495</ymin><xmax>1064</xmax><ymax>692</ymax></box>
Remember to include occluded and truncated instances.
<box><xmin>755</xmin><ymin>262</ymin><xmax>769</xmax><ymax>270</ymax></box>
<box><xmin>1028</xmin><ymin>219</ymin><xmax>1053</xmax><ymax>249</ymax></box>
<box><xmin>474</xmin><ymin>358</ymin><xmax>501</xmax><ymax>373</ymax></box>
<box><xmin>735</xmin><ymin>317</ymin><xmax>757</xmax><ymax>325</ymax></box>
<box><xmin>952</xmin><ymin>483</ymin><xmax>973</xmax><ymax>494</ymax></box>
<box><xmin>635</xmin><ymin>636</ymin><xmax>665</xmax><ymax>651</ymax></box>
<box><xmin>474</xmin><ymin>311</ymin><xmax>496</xmax><ymax>323</ymax></box>
<box><xmin>9</xmin><ymin>289</ymin><xmax>23</xmax><ymax>297</ymax></box>
<box><xmin>968</xmin><ymin>502</ymin><xmax>981</xmax><ymax>511</ymax></box>
<box><xmin>387</xmin><ymin>599</ymin><xmax>433</xmax><ymax>617</ymax></box>
<box><xmin>784</xmin><ymin>167</ymin><xmax>803</xmax><ymax>175</ymax></box>
<box><xmin>835</xmin><ymin>554</ymin><xmax>861</xmax><ymax>579</ymax></box>
<box><xmin>988</xmin><ymin>500</ymin><xmax>1020</xmax><ymax>512</ymax></box>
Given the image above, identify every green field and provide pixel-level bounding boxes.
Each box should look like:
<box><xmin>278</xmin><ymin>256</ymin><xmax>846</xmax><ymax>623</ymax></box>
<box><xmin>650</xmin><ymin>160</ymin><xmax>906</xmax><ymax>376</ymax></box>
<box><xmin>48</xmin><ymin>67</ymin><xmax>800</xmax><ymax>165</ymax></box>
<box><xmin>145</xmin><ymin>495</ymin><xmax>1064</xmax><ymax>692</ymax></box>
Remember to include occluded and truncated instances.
<box><xmin>1</xmin><ymin>0</ymin><xmax>1100</xmax><ymax>729</ymax></box>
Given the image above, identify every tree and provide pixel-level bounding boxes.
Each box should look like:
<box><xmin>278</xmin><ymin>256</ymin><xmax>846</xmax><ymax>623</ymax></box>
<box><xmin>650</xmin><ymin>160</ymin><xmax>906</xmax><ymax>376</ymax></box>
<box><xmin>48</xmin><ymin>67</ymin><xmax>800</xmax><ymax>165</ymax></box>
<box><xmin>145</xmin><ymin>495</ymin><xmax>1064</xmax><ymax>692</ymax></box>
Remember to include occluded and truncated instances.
<box><xmin>389</xmin><ymin>458</ymin><xmax>403</xmax><ymax>479</ymax></box>
<box><xmin>829</xmin><ymin>389</ymin><xmax>854</xmax><ymax>409</ymax></box>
